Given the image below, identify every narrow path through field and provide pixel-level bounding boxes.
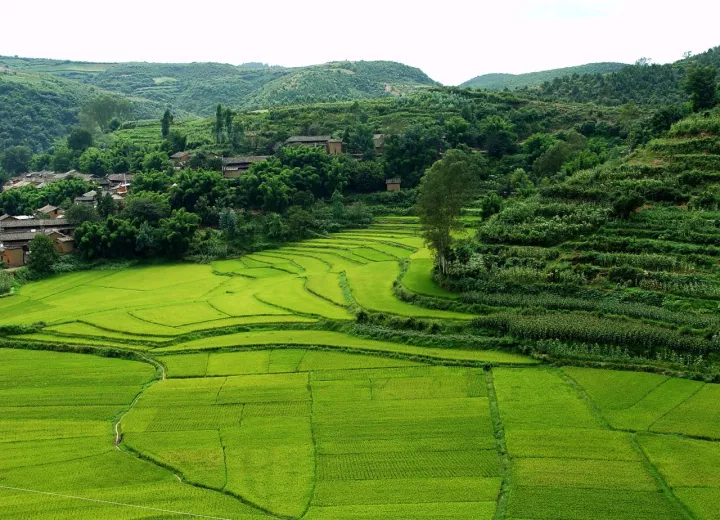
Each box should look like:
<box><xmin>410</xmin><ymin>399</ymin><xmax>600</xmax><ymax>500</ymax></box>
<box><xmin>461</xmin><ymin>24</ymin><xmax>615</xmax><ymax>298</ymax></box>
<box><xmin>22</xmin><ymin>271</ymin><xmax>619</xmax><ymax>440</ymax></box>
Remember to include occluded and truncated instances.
<box><xmin>485</xmin><ymin>369</ymin><xmax>509</xmax><ymax>520</ymax></box>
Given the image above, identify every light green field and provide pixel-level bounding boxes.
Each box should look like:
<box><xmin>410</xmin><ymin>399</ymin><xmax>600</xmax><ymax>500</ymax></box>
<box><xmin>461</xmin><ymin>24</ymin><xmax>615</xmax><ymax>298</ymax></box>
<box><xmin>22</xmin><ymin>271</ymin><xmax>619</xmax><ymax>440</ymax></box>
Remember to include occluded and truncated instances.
<box><xmin>2</xmin><ymin>222</ymin><xmax>718</xmax><ymax>519</ymax></box>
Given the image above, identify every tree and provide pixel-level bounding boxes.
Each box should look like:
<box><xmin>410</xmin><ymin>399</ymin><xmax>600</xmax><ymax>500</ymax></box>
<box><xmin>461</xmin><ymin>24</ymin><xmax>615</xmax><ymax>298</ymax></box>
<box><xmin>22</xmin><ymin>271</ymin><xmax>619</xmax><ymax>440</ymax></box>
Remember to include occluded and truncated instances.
<box><xmin>67</xmin><ymin>128</ymin><xmax>93</xmax><ymax>152</ymax></box>
<box><xmin>157</xmin><ymin>209</ymin><xmax>201</xmax><ymax>257</ymax></box>
<box><xmin>97</xmin><ymin>192</ymin><xmax>118</xmax><ymax>218</ymax></box>
<box><xmin>132</xmin><ymin>171</ymin><xmax>172</xmax><ymax>193</ymax></box>
<box><xmin>65</xmin><ymin>203</ymin><xmax>100</xmax><ymax>225</ymax></box>
<box><xmin>161</xmin><ymin>109</ymin><xmax>173</xmax><ymax>138</ymax></box>
<box><xmin>213</xmin><ymin>104</ymin><xmax>224</xmax><ymax>144</ymax></box>
<box><xmin>1</xmin><ymin>146</ymin><xmax>32</xmax><ymax>175</ymax></box>
<box><xmin>685</xmin><ymin>65</ymin><xmax>718</xmax><ymax>112</ymax></box>
<box><xmin>50</xmin><ymin>146</ymin><xmax>75</xmax><ymax>173</ymax></box>
<box><xmin>477</xmin><ymin>116</ymin><xmax>517</xmax><ymax>158</ymax></box>
<box><xmin>331</xmin><ymin>190</ymin><xmax>345</xmax><ymax>220</ymax></box>
<box><xmin>27</xmin><ymin>234</ymin><xmax>59</xmax><ymax>276</ymax></box>
<box><xmin>346</xmin><ymin>123</ymin><xmax>376</xmax><ymax>160</ymax></box>
<box><xmin>349</xmin><ymin>160</ymin><xmax>385</xmax><ymax>193</ymax></box>
<box><xmin>612</xmin><ymin>191</ymin><xmax>645</xmax><ymax>219</ymax></box>
<box><xmin>142</xmin><ymin>151</ymin><xmax>172</xmax><ymax>173</ymax></box>
<box><xmin>77</xmin><ymin>148</ymin><xmax>109</xmax><ymax>175</ymax></box>
<box><xmin>80</xmin><ymin>95</ymin><xmax>132</xmax><ymax>132</ymax></box>
<box><xmin>123</xmin><ymin>192</ymin><xmax>171</xmax><ymax>223</ymax></box>
<box><xmin>219</xmin><ymin>208</ymin><xmax>238</xmax><ymax>238</ymax></box>
<box><xmin>383</xmin><ymin>124</ymin><xmax>445</xmax><ymax>187</ymax></box>
<box><xmin>416</xmin><ymin>149</ymin><xmax>483</xmax><ymax>275</ymax></box>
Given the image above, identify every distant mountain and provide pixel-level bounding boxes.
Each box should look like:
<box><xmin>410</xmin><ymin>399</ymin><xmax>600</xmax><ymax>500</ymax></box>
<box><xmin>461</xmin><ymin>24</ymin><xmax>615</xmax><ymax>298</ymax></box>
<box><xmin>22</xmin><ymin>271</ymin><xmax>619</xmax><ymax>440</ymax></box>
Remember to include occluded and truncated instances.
<box><xmin>0</xmin><ymin>57</ymin><xmax>438</xmax><ymax>116</ymax></box>
<box><xmin>461</xmin><ymin>62</ymin><xmax>627</xmax><ymax>90</ymax></box>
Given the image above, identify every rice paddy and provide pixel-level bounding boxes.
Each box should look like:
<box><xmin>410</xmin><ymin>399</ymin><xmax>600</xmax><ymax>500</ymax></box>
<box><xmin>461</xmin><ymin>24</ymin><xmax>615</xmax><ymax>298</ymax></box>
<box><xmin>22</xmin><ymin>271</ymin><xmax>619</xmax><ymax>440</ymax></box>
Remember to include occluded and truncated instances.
<box><xmin>1</xmin><ymin>220</ymin><xmax>718</xmax><ymax>518</ymax></box>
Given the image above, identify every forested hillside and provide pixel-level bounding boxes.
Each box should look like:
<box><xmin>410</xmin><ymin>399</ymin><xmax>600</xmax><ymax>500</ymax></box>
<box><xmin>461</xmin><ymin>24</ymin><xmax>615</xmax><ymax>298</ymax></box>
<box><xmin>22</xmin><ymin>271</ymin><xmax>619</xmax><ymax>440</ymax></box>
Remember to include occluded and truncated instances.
<box><xmin>461</xmin><ymin>62</ymin><xmax>626</xmax><ymax>90</ymax></box>
<box><xmin>0</xmin><ymin>56</ymin><xmax>437</xmax><ymax>115</ymax></box>
<box><xmin>526</xmin><ymin>46</ymin><xmax>720</xmax><ymax>105</ymax></box>
<box><xmin>0</xmin><ymin>69</ymin><xmax>166</xmax><ymax>152</ymax></box>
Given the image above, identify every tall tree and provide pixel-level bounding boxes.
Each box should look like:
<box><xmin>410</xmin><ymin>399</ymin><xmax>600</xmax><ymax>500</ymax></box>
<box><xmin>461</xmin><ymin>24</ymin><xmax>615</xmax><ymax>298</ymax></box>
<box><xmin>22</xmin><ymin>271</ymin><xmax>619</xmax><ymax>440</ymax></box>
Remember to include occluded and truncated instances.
<box><xmin>213</xmin><ymin>104</ymin><xmax>224</xmax><ymax>144</ymax></box>
<box><xmin>27</xmin><ymin>234</ymin><xmax>60</xmax><ymax>276</ymax></box>
<box><xmin>80</xmin><ymin>95</ymin><xmax>132</xmax><ymax>132</ymax></box>
<box><xmin>685</xmin><ymin>65</ymin><xmax>718</xmax><ymax>112</ymax></box>
<box><xmin>416</xmin><ymin>149</ymin><xmax>484</xmax><ymax>275</ymax></box>
<box><xmin>1</xmin><ymin>146</ymin><xmax>32</xmax><ymax>175</ymax></box>
<box><xmin>161</xmin><ymin>109</ymin><xmax>173</xmax><ymax>138</ymax></box>
<box><xmin>67</xmin><ymin>128</ymin><xmax>94</xmax><ymax>152</ymax></box>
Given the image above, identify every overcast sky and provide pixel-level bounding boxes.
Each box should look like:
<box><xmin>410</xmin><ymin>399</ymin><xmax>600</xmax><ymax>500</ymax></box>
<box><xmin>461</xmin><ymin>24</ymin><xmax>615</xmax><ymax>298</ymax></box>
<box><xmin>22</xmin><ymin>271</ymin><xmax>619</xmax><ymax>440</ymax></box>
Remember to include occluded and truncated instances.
<box><xmin>2</xmin><ymin>0</ymin><xmax>719</xmax><ymax>85</ymax></box>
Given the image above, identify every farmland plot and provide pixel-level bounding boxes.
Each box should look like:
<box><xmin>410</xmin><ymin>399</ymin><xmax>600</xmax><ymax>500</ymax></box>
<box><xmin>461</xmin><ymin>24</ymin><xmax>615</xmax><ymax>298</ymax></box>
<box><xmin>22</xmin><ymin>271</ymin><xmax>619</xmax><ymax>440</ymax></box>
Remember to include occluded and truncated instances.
<box><xmin>494</xmin><ymin>368</ymin><xmax>687</xmax><ymax>520</ymax></box>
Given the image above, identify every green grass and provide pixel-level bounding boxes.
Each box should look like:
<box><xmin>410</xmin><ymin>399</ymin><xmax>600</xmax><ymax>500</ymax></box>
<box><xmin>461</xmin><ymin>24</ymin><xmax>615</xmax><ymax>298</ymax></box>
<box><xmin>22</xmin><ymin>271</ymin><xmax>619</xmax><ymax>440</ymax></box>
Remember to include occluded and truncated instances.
<box><xmin>403</xmin><ymin>249</ymin><xmax>459</xmax><ymax>299</ymax></box>
<box><xmin>651</xmin><ymin>384</ymin><xmax>720</xmax><ymax>439</ymax></box>
<box><xmin>346</xmin><ymin>261</ymin><xmax>473</xmax><ymax>319</ymax></box>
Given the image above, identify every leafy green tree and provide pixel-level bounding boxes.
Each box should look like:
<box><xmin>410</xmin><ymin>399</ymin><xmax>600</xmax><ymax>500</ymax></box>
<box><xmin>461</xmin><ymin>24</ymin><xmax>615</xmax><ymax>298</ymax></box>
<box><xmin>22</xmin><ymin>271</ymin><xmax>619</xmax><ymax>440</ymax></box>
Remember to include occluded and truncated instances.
<box><xmin>78</xmin><ymin>148</ymin><xmax>109</xmax><ymax>175</ymax></box>
<box><xmin>50</xmin><ymin>146</ymin><xmax>75</xmax><ymax>173</ymax></box>
<box><xmin>532</xmin><ymin>141</ymin><xmax>573</xmax><ymax>177</ymax></box>
<box><xmin>331</xmin><ymin>190</ymin><xmax>345</xmax><ymax>220</ymax></box>
<box><xmin>416</xmin><ymin>149</ymin><xmax>482</xmax><ymax>274</ymax></box>
<box><xmin>165</xmin><ymin>130</ymin><xmax>187</xmax><ymax>154</ymax></box>
<box><xmin>219</xmin><ymin>208</ymin><xmax>238</xmax><ymax>238</ymax></box>
<box><xmin>123</xmin><ymin>192</ymin><xmax>171</xmax><ymax>223</ymax></box>
<box><xmin>135</xmin><ymin>221</ymin><xmax>159</xmax><ymax>256</ymax></box>
<box><xmin>161</xmin><ymin>109</ymin><xmax>173</xmax><ymax>138</ymax></box>
<box><xmin>383</xmin><ymin>124</ymin><xmax>445</xmax><ymax>187</ymax></box>
<box><xmin>478</xmin><ymin>116</ymin><xmax>517</xmax><ymax>159</ymax></box>
<box><xmin>27</xmin><ymin>234</ymin><xmax>59</xmax><ymax>276</ymax></box>
<box><xmin>132</xmin><ymin>171</ymin><xmax>172</xmax><ymax>193</ymax></box>
<box><xmin>480</xmin><ymin>192</ymin><xmax>503</xmax><ymax>219</ymax></box>
<box><xmin>612</xmin><ymin>191</ymin><xmax>645</xmax><ymax>219</ymax></box>
<box><xmin>0</xmin><ymin>270</ymin><xmax>12</xmax><ymax>295</ymax></box>
<box><xmin>349</xmin><ymin>160</ymin><xmax>385</xmax><ymax>193</ymax></box>
<box><xmin>685</xmin><ymin>65</ymin><xmax>718</xmax><ymax>112</ymax></box>
<box><xmin>157</xmin><ymin>209</ymin><xmax>201</xmax><ymax>257</ymax></box>
<box><xmin>80</xmin><ymin>95</ymin><xmax>132</xmax><ymax>132</ymax></box>
<box><xmin>445</xmin><ymin>116</ymin><xmax>473</xmax><ymax>147</ymax></box>
<box><xmin>97</xmin><ymin>193</ymin><xmax>117</xmax><ymax>218</ymax></box>
<box><xmin>213</xmin><ymin>104</ymin><xmax>224</xmax><ymax>144</ymax></box>
<box><xmin>141</xmin><ymin>151</ymin><xmax>171</xmax><ymax>173</ymax></box>
<box><xmin>67</xmin><ymin>128</ymin><xmax>93</xmax><ymax>152</ymax></box>
<box><xmin>65</xmin><ymin>203</ymin><xmax>100</xmax><ymax>225</ymax></box>
<box><xmin>1</xmin><ymin>146</ymin><xmax>32</xmax><ymax>175</ymax></box>
<box><xmin>346</xmin><ymin>123</ymin><xmax>376</xmax><ymax>160</ymax></box>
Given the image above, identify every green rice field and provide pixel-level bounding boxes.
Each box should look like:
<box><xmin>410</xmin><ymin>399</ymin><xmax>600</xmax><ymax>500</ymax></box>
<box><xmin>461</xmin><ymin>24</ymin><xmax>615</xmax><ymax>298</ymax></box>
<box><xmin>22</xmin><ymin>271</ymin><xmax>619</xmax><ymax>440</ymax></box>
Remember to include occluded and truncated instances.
<box><xmin>1</xmin><ymin>220</ymin><xmax>719</xmax><ymax>518</ymax></box>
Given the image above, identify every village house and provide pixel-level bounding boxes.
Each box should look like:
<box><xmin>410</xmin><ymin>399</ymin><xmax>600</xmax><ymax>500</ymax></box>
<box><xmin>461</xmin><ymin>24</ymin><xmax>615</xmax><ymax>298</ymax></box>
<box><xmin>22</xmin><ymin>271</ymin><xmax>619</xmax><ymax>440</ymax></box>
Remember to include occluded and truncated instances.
<box><xmin>74</xmin><ymin>190</ymin><xmax>97</xmax><ymax>206</ymax></box>
<box><xmin>170</xmin><ymin>151</ymin><xmax>191</xmax><ymax>169</ymax></box>
<box><xmin>285</xmin><ymin>136</ymin><xmax>343</xmax><ymax>155</ymax></box>
<box><xmin>386</xmin><ymin>177</ymin><xmax>402</xmax><ymax>192</ymax></box>
<box><xmin>35</xmin><ymin>204</ymin><xmax>62</xmax><ymax>219</ymax></box>
<box><xmin>222</xmin><ymin>156</ymin><xmax>271</xmax><ymax>178</ymax></box>
<box><xmin>0</xmin><ymin>227</ymin><xmax>75</xmax><ymax>267</ymax></box>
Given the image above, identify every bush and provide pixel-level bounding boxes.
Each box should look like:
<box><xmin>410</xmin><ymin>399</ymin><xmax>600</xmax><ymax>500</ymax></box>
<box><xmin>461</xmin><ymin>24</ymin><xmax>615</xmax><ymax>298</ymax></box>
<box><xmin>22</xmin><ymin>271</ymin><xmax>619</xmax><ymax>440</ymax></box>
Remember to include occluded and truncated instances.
<box><xmin>0</xmin><ymin>270</ymin><xmax>12</xmax><ymax>295</ymax></box>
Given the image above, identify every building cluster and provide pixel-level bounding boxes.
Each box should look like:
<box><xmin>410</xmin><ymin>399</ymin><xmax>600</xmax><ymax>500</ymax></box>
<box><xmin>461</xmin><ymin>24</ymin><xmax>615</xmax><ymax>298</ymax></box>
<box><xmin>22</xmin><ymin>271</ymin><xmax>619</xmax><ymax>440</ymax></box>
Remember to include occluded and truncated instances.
<box><xmin>0</xmin><ymin>172</ymin><xmax>135</xmax><ymax>268</ymax></box>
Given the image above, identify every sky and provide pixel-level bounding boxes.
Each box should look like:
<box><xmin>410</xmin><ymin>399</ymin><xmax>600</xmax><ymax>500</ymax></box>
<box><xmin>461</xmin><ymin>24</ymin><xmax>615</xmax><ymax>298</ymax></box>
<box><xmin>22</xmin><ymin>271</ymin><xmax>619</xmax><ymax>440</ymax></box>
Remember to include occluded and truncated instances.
<box><xmin>2</xmin><ymin>0</ymin><xmax>719</xmax><ymax>85</ymax></box>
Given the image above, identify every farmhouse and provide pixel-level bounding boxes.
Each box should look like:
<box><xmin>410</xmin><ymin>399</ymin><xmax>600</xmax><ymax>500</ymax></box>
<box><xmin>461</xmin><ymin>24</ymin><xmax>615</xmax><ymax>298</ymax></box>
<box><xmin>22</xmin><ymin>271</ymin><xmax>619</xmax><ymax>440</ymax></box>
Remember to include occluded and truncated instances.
<box><xmin>0</xmin><ymin>228</ymin><xmax>75</xmax><ymax>267</ymax></box>
<box><xmin>171</xmin><ymin>151</ymin><xmax>191</xmax><ymax>168</ymax></box>
<box><xmin>386</xmin><ymin>177</ymin><xmax>402</xmax><ymax>191</ymax></box>
<box><xmin>74</xmin><ymin>190</ymin><xmax>97</xmax><ymax>205</ymax></box>
<box><xmin>36</xmin><ymin>204</ymin><xmax>62</xmax><ymax>219</ymax></box>
<box><xmin>222</xmin><ymin>156</ymin><xmax>271</xmax><ymax>178</ymax></box>
<box><xmin>374</xmin><ymin>134</ymin><xmax>385</xmax><ymax>155</ymax></box>
<box><xmin>285</xmin><ymin>136</ymin><xmax>343</xmax><ymax>155</ymax></box>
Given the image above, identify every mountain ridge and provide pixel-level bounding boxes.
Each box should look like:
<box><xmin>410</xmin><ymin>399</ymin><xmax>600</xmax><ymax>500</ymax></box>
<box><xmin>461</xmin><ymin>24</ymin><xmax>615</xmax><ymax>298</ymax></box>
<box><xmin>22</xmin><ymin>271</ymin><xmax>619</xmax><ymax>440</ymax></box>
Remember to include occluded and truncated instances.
<box><xmin>460</xmin><ymin>62</ymin><xmax>627</xmax><ymax>90</ymax></box>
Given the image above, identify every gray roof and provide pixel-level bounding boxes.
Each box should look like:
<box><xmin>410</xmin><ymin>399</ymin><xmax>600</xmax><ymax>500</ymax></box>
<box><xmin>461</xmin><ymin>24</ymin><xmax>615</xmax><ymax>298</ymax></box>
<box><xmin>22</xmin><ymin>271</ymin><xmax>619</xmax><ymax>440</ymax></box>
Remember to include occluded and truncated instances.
<box><xmin>386</xmin><ymin>178</ymin><xmax>402</xmax><ymax>184</ymax></box>
<box><xmin>0</xmin><ymin>232</ymin><xmax>40</xmax><ymax>242</ymax></box>
<box><xmin>286</xmin><ymin>136</ymin><xmax>332</xmax><ymax>143</ymax></box>
<box><xmin>107</xmin><ymin>174</ymin><xmax>135</xmax><ymax>182</ymax></box>
<box><xmin>171</xmin><ymin>151</ymin><xmax>191</xmax><ymax>159</ymax></box>
<box><xmin>0</xmin><ymin>219</ymin><xmax>73</xmax><ymax>229</ymax></box>
<box><xmin>36</xmin><ymin>205</ymin><xmax>58</xmax><ymax>213</ymax></box>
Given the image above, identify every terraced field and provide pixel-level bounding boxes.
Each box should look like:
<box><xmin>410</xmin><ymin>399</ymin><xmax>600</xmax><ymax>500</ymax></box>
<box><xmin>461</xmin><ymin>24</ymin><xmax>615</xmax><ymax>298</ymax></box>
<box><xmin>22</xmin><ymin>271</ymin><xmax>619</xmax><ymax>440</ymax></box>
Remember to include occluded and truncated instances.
<box><xmin>1</xmin><ymin>220</ymin><xmax>719</xmax><ymax>518</ymax></box>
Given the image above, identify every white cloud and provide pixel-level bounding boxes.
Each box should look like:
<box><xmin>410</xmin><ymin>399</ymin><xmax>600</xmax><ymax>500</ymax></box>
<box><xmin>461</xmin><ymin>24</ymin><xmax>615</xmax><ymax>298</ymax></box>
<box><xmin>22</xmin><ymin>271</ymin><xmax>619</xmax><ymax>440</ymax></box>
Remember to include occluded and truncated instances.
<box><xmin>1</xmin><ymin>0</ymin><xmax>718</xmax><ymax>85</ymax></box>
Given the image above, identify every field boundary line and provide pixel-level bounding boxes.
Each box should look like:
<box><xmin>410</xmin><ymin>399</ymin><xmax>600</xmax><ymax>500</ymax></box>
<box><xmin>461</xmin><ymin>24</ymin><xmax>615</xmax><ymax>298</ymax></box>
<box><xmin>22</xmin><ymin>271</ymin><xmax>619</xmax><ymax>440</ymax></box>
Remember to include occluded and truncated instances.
<box><xmin>485</xmin><ymin>369</ymin><xmax>509</xmax><ymax>520</ymax></box>
<box><xmin>299</xmin><ymin>372</ymin><xmax>319</xmax><ymax>519</ymax></box>
<box><xmin>631</xmin><ymin>434</ymin><xmax>697</xmax><ymax>520</ymax></box>
<box><xmin>647</xmin><ymin>382</ymin><xmax>705</xmax><ymax>432</ymax></box>
<box><xmin>302</xmin><ymin>276</ymin><xmax>349</xmax><ymax>310</ymax></box>
<box><xmin>0</xmin><ymin>485</ymin><xmax>233</xmax><ymax>519</ymax></box>
<box><xmin>559</xmin><ymin>368</ymin><xmax>612</xmax><ymax>429</ymax></box>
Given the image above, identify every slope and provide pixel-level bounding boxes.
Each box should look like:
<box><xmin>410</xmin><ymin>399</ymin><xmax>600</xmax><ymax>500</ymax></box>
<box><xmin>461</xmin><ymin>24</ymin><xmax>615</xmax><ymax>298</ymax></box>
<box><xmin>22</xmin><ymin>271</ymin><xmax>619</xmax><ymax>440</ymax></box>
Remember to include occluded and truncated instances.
<box><xmin>461</xmin><ymin>62</ymin><xmax>626</xmax><ymax>90</ymax></box>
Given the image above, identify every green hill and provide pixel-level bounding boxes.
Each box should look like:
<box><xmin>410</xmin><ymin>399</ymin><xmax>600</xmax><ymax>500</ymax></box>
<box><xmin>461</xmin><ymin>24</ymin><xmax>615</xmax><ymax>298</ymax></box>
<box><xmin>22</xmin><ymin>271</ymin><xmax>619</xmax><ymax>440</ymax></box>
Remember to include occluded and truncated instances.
<box><xmin>0</xmin><ymin>56</ymin><xmax>438</xmax><ymax>115</ymax></box>
<box><xmin>460</xmin><ymin>62</ymin><xmax>627</xmax><ymax>90</ymax></box>
<box><xmin>526</xmin><ymin>46</ymin><xmax>720</xmax><ymax>105</ymax></box>
<box><xmin>0</xmin><ymin>69</ymin><xmax>167</xmax><ymax>152</ymax></box>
